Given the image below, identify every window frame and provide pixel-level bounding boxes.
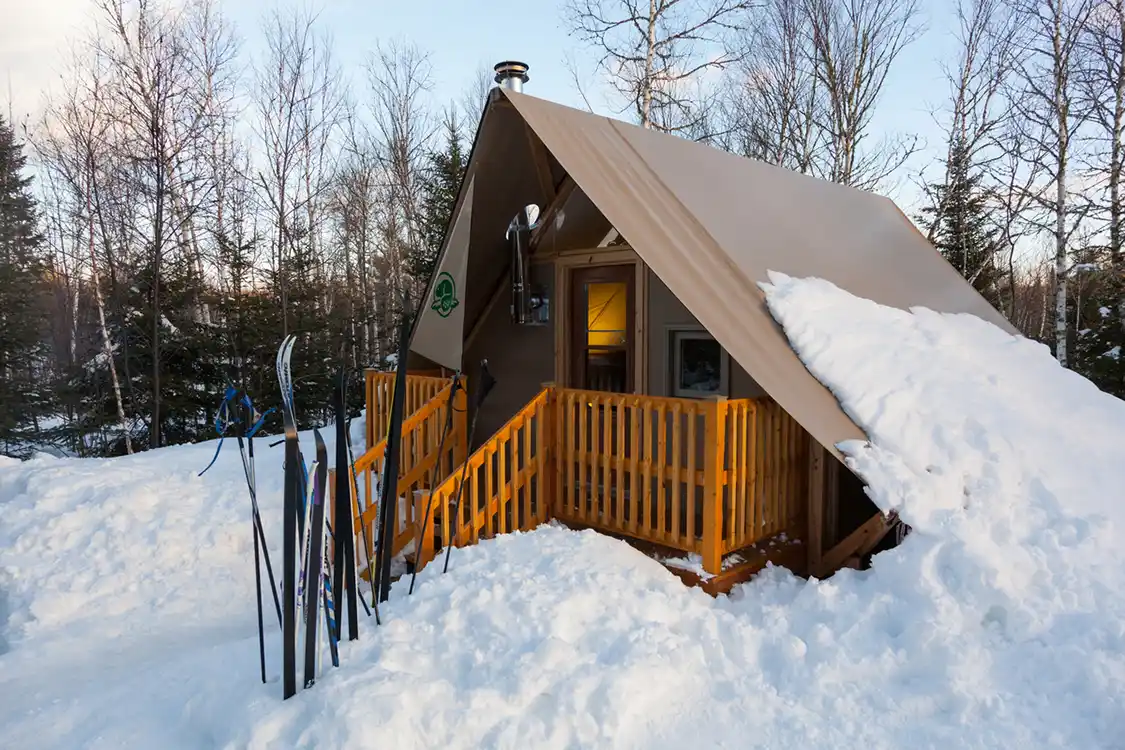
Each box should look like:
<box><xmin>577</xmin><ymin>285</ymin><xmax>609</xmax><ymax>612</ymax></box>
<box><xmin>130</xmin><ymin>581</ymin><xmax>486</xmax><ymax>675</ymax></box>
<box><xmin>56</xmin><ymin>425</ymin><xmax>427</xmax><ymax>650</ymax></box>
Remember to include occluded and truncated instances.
<box><xmin>669</xmin><ymin>328</ymin><xmax>729</xmax><ymax>399</ymax></box>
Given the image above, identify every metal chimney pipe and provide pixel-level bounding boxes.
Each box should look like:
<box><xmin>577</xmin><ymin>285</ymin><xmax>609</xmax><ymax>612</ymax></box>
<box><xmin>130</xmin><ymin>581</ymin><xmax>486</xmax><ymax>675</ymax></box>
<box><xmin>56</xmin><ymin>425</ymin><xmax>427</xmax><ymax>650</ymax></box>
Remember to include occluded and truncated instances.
<box><xmin>493</xmin><ymin>61</ymin><xmax>529</xmax><ymax>93</ymax></box>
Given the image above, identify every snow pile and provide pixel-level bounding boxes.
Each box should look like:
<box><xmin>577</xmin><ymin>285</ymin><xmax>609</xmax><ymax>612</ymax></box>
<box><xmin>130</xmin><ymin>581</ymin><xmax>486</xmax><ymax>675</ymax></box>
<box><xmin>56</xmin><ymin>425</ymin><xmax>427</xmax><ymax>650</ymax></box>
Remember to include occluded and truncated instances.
<box><xmin>1</xmin><ymin>276</ymin><xmax>1124</xmax><ymax>748</ymax></box>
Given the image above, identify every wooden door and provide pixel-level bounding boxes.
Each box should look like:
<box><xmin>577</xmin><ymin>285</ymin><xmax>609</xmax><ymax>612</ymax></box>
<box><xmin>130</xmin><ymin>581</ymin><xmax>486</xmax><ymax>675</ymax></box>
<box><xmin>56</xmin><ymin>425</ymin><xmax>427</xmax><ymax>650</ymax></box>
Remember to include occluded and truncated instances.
<box><xmin>569</xmin><ymin>264</ymin><xmax>635</xmax><ymax>393</ymax></box>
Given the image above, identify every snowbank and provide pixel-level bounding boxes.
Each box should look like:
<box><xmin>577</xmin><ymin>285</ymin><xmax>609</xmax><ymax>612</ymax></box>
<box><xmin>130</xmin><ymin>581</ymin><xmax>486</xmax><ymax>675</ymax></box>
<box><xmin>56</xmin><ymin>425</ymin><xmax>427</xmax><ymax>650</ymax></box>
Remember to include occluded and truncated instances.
<box><xmin>1</xmin><ymin>276</ymin><xmax>1123</xmax><ymax>748</ymax></box>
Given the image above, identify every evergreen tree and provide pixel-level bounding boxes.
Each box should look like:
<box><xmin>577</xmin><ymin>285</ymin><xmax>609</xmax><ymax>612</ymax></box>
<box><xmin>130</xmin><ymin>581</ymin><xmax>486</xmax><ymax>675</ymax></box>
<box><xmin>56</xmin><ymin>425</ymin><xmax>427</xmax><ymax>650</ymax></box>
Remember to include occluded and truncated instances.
<box><xmin>1073</xmin><ymin>262</ymin><xmax>1125</xmax><ymax>399</ymax></box>
<box><xmin>412</xmin><ymin>110</ymin><xmax>467</xmax><ymax>286</ymax></box>
<box><xmin>921</xmin><ymin>136</ymin><xmax>1003</xmax><ymax>309</ymax></box>
<box><xmin>0</xmin><ymin>115</ymin><xmax>50</xmax><ymax>455</ymax></box>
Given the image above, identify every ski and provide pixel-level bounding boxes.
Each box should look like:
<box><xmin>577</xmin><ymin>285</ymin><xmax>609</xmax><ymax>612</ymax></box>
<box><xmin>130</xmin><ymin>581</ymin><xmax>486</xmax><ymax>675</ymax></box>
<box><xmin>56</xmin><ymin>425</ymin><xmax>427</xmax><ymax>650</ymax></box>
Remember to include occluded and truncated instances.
<box><xmin>322</xmin><ymin>528</ymin><xmax>340</xmax><ymax>668</ymax></box>
<box><xmin>333</xmin><ymin>368</ymin><xmax>361</xmax><ymax>640</ymax></box>
<box><xmin>302</xmin><ymin>429</ymin><xmax>330</xmax><ymax>689</ymax></box>
<box><xmin>374</xmin><ymin>301</ymin><xmax>413</xmax><ymax>604</ymax></box>
<box><xmin>297</xmin><ymin>454</ymin><xmax>319</xmax><ymax>616</ymax></box>
<box><xmin>343</xmin><ymin>392</ymin><xmax>379</xmax><ymax>624</ymax></box>
<box><xmin>276</xmin><ymin>334</ymin><xmax>299</xmax><ymax>700</ymax></box>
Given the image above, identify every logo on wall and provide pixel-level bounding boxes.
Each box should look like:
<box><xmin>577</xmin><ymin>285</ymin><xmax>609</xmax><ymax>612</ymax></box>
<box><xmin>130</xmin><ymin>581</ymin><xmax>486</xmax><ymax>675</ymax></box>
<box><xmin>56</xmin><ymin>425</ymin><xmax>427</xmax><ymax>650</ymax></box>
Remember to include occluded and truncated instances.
<box><xmin>431</xmin><ymin>272</ymin><xmax>459</xmax><ymax>318</ymax></box>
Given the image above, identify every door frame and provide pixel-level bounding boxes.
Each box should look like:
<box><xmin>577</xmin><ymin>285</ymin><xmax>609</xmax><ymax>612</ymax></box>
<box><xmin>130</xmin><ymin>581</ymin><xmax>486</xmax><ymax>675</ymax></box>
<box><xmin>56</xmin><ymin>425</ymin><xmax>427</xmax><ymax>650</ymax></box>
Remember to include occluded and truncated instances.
<box><xmin>553</xmin><ymin>246</ymin><xmax>647</xmax><ymax>393</ymax></box>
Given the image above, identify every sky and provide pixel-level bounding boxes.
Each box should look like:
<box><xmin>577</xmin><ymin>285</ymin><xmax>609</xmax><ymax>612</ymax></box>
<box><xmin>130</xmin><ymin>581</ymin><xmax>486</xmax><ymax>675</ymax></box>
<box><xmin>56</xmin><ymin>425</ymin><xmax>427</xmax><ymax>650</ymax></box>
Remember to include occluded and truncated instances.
<box><xmin>0</xmin><ymin>0</ymin><xmax>965</xmax><ymax>212</ymax></box>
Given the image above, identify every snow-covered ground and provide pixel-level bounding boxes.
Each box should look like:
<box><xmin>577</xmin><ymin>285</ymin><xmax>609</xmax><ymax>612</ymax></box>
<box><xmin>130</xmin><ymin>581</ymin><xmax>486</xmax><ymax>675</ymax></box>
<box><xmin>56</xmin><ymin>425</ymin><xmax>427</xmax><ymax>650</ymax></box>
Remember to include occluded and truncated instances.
<box><xmin>2</xmin><ymin>275</ymin><xmax>1124</xmax><ymax>748</ymax></box>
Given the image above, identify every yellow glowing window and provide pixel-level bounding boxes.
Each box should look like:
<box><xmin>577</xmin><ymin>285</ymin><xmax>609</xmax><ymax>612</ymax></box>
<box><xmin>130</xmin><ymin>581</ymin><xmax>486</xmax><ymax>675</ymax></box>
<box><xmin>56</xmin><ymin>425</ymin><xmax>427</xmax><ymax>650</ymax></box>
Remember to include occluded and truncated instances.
<box><xmin>586</xmin><ymin>282</ymin><xmax>627</xmax><ymax>347</ymax></box>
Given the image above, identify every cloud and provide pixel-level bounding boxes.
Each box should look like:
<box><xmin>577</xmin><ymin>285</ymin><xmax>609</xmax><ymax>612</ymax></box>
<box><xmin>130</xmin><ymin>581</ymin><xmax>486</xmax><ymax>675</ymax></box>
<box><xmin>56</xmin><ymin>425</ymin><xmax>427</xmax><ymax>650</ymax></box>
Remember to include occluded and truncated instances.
<box><xmin>0</xmin><ymin>0</ymin><xmax>90</xmax><ymax>124</ymax></box>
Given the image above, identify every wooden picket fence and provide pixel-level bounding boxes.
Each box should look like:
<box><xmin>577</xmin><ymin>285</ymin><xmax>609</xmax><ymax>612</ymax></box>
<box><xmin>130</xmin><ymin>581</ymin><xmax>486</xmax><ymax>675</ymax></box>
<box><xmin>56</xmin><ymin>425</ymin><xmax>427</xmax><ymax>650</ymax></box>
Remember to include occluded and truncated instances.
<box><xmin>349</xmin><ymin>380</ymin><xmax>467</xmax><ymax>566</ymax></box>
<box><xmin>365</xmin><ymin>385</ymin><xmax>812</xmax><ymax>577</ymax></box>
<box><xmin>364</xmin><ymin>371</ymin><xmax>449</xmax><ymax>449</ymax></box>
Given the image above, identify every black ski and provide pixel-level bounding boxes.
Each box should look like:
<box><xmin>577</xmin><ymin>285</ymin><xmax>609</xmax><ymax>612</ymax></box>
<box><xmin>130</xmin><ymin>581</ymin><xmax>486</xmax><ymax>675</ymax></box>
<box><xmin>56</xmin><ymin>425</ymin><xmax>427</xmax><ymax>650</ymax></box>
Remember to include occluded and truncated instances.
<box><xmin>303</xmin><ymin>428</ymin><xmax>329</xmax><ymax>689</ymax></box>
<box><xmin>374</xmin><ymin>299</ymin><xmax>413</xmax><ymax>603</ymax></box>
<box><xmin>276</xmin><ymin>334</ymin><xmax>299</xmax><ymax>700</ymax></box>
<box><xmin>333</xmin><ymin>369</ymin><xmax>361</xmax><ymax>640</ymax></box>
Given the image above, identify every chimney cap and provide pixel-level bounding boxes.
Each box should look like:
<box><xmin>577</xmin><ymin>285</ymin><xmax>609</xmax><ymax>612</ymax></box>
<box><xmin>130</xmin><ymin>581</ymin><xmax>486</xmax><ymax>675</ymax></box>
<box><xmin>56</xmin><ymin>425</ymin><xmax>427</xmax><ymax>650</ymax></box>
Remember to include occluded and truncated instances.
<box><xmin>493</xmin><ymin>61</ymin><xmax>530</xmax><ymax>85</ymax></box>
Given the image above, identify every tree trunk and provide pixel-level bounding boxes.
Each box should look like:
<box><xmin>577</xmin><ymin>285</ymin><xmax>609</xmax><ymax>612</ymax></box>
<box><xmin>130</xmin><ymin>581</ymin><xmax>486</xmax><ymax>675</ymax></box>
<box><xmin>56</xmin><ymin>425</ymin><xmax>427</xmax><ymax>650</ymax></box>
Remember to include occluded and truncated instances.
<box><xmin>87</xmin><ymin>169</ymin><xmax>132</xmax><ymax>455</ymax></box>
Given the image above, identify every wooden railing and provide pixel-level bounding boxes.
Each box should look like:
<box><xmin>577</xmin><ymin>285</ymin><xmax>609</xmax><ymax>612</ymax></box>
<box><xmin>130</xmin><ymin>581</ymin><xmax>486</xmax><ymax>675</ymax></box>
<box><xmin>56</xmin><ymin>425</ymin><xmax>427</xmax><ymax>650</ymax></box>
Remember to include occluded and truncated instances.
<box><xmin>364</xmin><ymin>371</ymin><xmax>449</xmax><ymax>449</ymax></box>
<box><xmin>550</xmin><ymin>388</ymin><xmax>807</xmax><ymax>574</ymax></box>
<box><xmin>350</xmin><ymin>380</ymin><xmax>467</xmax><ymax>566</ymax></box>
<box><xmin>410</xmin><ymin>389</ymin><xmax>553</xmax><ymax>570</ymax></box>
<box><xmin>346</xmin><ymin>382</ymin><xmax>810</xmax><ymax>580</ymax></box>
<box><xmin>720</xmin><ymin>399</ymin><xmax>808</xmax><ymax>554</ymax></box>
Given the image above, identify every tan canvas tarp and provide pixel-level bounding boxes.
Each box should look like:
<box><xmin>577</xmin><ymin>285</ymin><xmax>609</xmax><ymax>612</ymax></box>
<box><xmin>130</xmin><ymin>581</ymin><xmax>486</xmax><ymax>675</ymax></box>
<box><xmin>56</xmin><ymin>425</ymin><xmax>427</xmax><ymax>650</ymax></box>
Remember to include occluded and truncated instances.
<box><xmin>503</xmin><ymin>90</ymin><xmax>1016</xmax><ymax>457</ymax></box>
<box><xmin>411</xmin><ymin>178</ymin><xmax>474</xmax><ymax>372</ymax></box>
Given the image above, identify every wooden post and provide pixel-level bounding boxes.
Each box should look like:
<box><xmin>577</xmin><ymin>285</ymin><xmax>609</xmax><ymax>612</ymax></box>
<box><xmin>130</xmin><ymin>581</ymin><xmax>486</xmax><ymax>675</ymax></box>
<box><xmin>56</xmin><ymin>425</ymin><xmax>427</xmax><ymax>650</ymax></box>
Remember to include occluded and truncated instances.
<box><xmin>806</xmin><ymin>436</ymin><xmax>825</xmax><ymax>577</ymax></box>
<box><xmin>702</xmin><ymin>396</ymin><xmax>726</xmax><ymax>576</ymax></box>
<box><xmin>413</xmin><ymin>490</ymin><xmax>436</xmax><ymax>570</ymax></box>
<box><xmin>541</xmin><ymin>383</ymin><xmax>557</xmax><ymax>522</ymax></box>
<box><xmin>365</xmin><ymin>370</ymin><xmax>375</xmax><ymax>450</ymax></box>
<box><xmin>453</xmin><ymin>379</ymin><xmax>469</xmax><ymax>468</ymax></box>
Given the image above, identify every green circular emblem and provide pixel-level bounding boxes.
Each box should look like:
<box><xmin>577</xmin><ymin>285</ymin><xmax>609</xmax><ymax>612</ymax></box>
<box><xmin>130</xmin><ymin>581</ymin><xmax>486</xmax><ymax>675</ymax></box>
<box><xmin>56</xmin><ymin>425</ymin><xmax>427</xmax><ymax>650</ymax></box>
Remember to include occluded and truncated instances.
<box><xmin>431</xmin><ymin>271</ymin><xmax>459</xmax><ymax>318</ymax></box>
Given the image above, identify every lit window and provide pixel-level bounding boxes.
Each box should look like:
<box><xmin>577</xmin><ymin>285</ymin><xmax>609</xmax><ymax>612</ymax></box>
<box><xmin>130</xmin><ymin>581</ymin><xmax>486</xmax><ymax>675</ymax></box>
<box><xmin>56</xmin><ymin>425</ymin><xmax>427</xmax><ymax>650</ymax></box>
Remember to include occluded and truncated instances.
<box><xmin>671</xmin><ymin>330</ymin><xmax>727</xmax><ymax>398</ymax></box>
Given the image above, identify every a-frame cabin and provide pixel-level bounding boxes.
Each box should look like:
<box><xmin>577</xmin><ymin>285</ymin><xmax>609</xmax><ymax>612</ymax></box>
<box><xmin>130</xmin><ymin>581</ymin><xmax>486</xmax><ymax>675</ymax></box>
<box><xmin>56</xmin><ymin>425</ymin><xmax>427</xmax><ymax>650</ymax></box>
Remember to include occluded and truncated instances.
<box><xmin>348</xmin><ymin>63</ymin><xmax>1014</xmax><ymax>593</ymax></box>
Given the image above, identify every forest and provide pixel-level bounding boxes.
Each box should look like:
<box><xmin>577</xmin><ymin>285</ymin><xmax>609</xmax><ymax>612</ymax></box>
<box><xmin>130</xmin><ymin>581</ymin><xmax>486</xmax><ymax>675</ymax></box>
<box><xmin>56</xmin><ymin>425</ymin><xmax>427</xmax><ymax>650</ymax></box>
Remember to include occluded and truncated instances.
<box><xmin>0</xmin><ymin>0</ymin><xmax>1122</xmax><ymax>458</ymax></box>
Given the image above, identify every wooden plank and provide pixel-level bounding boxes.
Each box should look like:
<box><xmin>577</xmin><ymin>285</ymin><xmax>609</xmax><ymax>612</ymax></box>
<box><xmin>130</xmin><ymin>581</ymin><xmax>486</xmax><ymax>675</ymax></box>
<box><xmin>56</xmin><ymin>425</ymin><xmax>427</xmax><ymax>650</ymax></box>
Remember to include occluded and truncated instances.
<box><xmin>753</xmin><ymin>405</ymin><xmax>764</xmax><ymax>543</ymax></box>
<box><xmin>602</xmin><ymin>395</ymin><xmax>612</xmax><ymax>526</ymax></box>
<box><xmin>615</xmin><ymin>398</ymin><xmax>625</xmax><ymax>531</ymax></box>
<box><xmin>656</xmin><ymin>403</ymin><xmax>667</xmax><ymax>542</ymax></box>
<box><xmin>565</xmin><ymin>392</ymin><xmax>575</xmax><ymax>519</ymax></box>
<box><xmin>824</xmin><ymin>455</ymin><xmax>840</xmax><ymax>549</ymax></box>
<box><xmin>578</xmin><ymin>394</ymin><xmax>587</xmax><ymax>523</ymax></box>
<box><xmin>498</xmin><ymin>429</ymin><xmax>509</xmax><ymax>534</ymax></box>
<box><xmin>815</xmin><ymin>512</ymin><xmax>888</xmax><ymax>578</ymax></box>
<box><xmin>629</xmin><ymin>400</ymin><xmax>640</xmax><ymax>536</ymax></box>
<box><xmin>553</xmin><ymin>388</ymin><xmax>564</xmax><ymax>520</ymax></box>
<box><xmin>806</xmin><ymin>437</ymin><xmax>826</xmax><ymax>577</ymax></box>
<box><xmin>536</xmin><ymin>393</ymin><xmax>548</xmax><ymax>525</ymax></box>
<box><xmin>523</xmin><ymin>415</ymin><xmax>533</xmax><ymax>528</ymax></box>
<box><xmin>485</xmin><ymin>444</ymin><xmax>495</xmax><ymax>538</ymax></box>
<box><xmin>701</xmin><ymin>398</ymin><xmax>724</xmax><ymax>576</ymax></box>
<box><xmin>686</xmin><ymin>405</ymin><xmax>696</xmax><ymax>543</ymax></box>
<box><xmin>667</xmin><ymin>537</ymin><xmax>806</xmax><ymax>597</ymax></box>
<box><xmin>469</xmin><ymin>462</ymin><xmax>481</xmax><ymax>545</ymax></box>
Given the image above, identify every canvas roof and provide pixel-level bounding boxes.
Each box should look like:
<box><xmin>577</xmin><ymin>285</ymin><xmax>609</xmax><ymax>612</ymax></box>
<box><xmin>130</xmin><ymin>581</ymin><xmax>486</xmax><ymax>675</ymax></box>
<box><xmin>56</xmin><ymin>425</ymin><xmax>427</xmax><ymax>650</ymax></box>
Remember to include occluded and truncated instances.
<box><xmin>411</xmin><ymin>87</ymin><xmax>1016</xmax><ymax>458</ymax></box>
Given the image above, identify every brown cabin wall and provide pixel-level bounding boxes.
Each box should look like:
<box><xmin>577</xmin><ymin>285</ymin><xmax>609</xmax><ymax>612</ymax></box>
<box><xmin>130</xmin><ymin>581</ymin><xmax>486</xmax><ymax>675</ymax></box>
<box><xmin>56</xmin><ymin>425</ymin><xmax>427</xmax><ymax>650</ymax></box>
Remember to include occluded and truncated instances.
<box><xmin>644</xmin><ymin>267</ymin><xmax>766</xmax><ymax>399</ymax></box>
<box><xmin>462</xmin><ymin>260</ymin><xmax>556</xmax><ymax>446</ymax></box>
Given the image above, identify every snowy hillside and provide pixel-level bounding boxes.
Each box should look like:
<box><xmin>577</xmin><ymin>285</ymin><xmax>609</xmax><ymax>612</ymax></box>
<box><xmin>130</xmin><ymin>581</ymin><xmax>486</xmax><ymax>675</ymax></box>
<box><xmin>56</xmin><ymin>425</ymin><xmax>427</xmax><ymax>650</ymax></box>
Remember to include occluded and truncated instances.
<box><xmin>2</xmin><ymin>276</ymin><xmax>1124</xmax><ymax>748</ymax></box>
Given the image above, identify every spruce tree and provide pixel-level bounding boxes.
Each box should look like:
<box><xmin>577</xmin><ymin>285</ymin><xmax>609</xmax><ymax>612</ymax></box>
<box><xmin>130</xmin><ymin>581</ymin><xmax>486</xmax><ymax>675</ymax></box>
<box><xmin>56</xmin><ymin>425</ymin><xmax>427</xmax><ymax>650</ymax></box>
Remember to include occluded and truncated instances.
<box><xmin>921</xmin><ymin>136</ymin><xmax>1003</xmax><ymax>309</ymax></box>
<box><xmin>0</xmin><ymin>115</ymin><xmax>49</xmax><ymax>455</ymax></box>
<box><xmin>412</xmin><ymin>111</ymin><xmax>467</xmax><ymax>286</ymax></box>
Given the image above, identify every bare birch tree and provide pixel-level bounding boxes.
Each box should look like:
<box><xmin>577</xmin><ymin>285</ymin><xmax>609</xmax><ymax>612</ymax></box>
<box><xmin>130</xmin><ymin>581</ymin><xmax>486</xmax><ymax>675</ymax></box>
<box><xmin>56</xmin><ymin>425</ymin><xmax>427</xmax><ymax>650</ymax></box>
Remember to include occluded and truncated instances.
<box><xmin>723</xmin><ymin>0</ymin><xmax>824</xmax><ymax>171</ymax></box>
<box><xmin>1006</xmin><ymin>0</ymin><xmax>1096</xmax><ymax>366</ymax></box>
<box><xmin>923</xmin><ymin>0</ymin><xmax>1017</xmax><ymax>241</ymax></box>
<box><xmin>367</xmin><ymin>40</ymin><xmax>435</xmax><ymax>315</ymax></box>
<box><xmin>563</xmin><ymin>0</ymin><xmax>752</xmax><ymax>133</ymax></box>
<box><xmin>803</xmin><ymin>0</ymin><xmax>923</xmax><ymax>188</ymax></box>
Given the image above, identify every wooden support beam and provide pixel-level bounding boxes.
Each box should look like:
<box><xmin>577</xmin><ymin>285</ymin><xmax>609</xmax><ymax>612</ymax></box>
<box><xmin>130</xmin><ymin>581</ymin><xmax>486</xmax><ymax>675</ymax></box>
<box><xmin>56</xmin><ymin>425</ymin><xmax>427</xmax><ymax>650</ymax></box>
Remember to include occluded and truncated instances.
<box><xmin>815</xmin><ymin>511</ymin><xmax>887</xmax><ymax>578</ymax></box>
<box><xmin>806</xmin><ymin>437</ymin><xmax>826</xmax><ymax>577</ymax></box>
<box><xmin>529</xmin><ymin>177</ymin><xmax>576</xmax><ymax>252</ymax></box>
<box><xmin>824</xmin><ymin>456</ymin><xmax>840</xmax><ymax>548</ymax></box>
<box><xmin>522</xmin><ymin>122</ymin><xmax>556</xmax><ymax>205</ymax></box>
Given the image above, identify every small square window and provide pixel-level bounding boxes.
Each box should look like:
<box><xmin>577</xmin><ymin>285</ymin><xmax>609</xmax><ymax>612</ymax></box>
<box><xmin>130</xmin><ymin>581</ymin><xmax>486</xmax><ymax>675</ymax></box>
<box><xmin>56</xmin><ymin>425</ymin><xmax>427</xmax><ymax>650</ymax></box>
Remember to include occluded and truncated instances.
<box><xmin>671</xmin><ymin>330</ymin><xmax>727</xmax><ymax>398</ymax></box>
